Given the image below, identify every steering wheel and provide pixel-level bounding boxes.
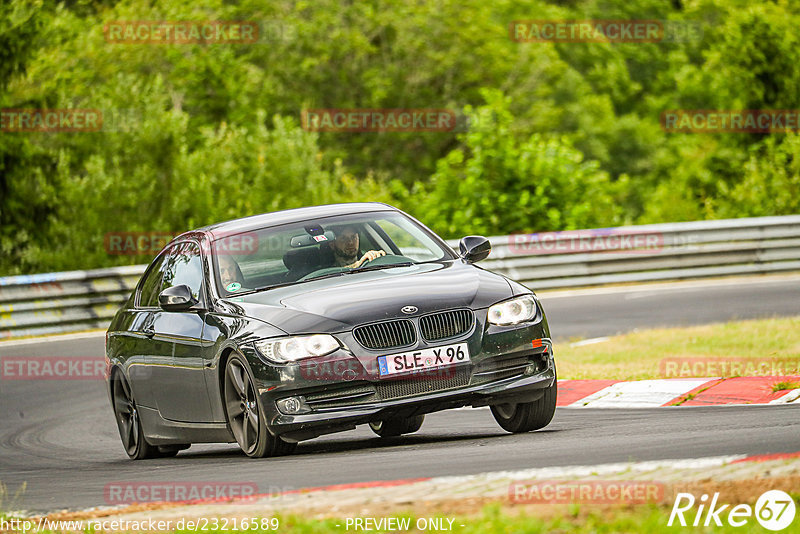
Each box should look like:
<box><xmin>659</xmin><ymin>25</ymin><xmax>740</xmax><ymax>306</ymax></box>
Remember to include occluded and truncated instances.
<box><xmin>357</xmin><ymin>253</ymin><xmax>411</xmax><ymax>267</ymax></box>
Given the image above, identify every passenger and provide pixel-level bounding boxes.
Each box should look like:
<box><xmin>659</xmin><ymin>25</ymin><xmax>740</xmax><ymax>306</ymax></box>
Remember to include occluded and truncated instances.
<box><xmin>218</xmin><ymin>255</ymin><xmax>243</xmax><ymax>288</ymax></box>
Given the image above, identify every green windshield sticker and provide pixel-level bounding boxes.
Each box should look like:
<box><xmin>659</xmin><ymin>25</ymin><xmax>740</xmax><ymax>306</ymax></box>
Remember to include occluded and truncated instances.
<box><xmin>226</xmin><ymin>282</ymin><xmax>242</xmax><ymax>292</ymax></box>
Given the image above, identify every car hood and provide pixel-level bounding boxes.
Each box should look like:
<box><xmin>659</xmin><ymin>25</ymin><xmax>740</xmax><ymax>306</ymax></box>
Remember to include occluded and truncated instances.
<box><xmin>222</xmin><ymin>261</ymin><xmax>512</xmax><ymax>334</ymax></box>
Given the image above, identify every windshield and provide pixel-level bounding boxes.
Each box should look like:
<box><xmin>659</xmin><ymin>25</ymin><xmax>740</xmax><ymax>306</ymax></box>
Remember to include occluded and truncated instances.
<box><xmin>212</xmin><ymin>211</ymin><xmax>454</xmax><ymax>296</ymax></box>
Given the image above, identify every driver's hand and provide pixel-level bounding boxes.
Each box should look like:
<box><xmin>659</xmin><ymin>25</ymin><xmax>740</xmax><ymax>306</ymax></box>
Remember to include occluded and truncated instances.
<box><xmin>352</xmin><ymin>250</ymin><xmax>385</xmax><ymax>268</ymax></box>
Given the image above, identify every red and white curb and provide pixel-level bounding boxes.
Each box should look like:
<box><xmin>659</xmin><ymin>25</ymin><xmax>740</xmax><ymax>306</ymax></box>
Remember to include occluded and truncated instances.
<box><xmin>557</xmin><ymin>376</ymin><xmax>800</xmax><ymax>408</ymax></box>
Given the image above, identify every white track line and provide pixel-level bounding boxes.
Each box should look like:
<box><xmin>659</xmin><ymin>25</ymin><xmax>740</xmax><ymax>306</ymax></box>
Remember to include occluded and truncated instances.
<box><xmin>0</xmin><ymin>330</ymin><xmax>106</xmax><ymax>347</ymax></box>
<box><xmin>439</xmin><ymin>455</ymin><xmax>747</xmax><ymax>484</ymax></box>
<box><xmin>539</xmin><ymin>273</ymin><xmax>800</xmax><ymax>299</ymax></box>
<box><xmin>569</xmin><ymin>336</ymin><xmax>610</xmax><ymax>347</ymax></box>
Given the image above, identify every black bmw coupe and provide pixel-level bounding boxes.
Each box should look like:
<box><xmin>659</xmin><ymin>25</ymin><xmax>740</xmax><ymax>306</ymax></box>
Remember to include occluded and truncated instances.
<box><xmin>106</xmin><ymin>203</ymin><xmax>557</xmax><ymax>459</ymax></box>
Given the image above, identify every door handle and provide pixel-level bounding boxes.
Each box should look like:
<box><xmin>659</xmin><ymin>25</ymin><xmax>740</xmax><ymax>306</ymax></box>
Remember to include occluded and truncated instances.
<box><xmin>143</xmin><ymin>325</ymin><xmax>155</xmax><ymax>338</ymax></box>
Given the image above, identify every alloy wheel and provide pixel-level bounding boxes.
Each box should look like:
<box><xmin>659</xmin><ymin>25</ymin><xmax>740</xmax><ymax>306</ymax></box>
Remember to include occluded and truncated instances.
<box><xmin>224</xmin><ymin>358</ymin><xmax>260</xmax><ymax>455</ymax></box>
<box><xmin>112</xmin><ymin>375</ymin><xmax>140</xmax><ymax>456</ymax></box>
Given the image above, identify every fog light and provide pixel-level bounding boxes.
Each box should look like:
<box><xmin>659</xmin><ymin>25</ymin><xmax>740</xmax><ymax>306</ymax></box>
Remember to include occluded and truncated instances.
<box><xmin>276</xmin><ymin>396</ymin><xmax>310</xmax><ymax>415</ymax></box>
<box><xmin>526</xmin><ymin>354</ymin><xmax>550</xmax><ymax>375</ymax></box>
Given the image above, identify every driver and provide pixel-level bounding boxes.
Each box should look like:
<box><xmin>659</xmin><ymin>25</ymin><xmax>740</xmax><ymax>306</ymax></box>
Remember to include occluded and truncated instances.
<box><xmin>327</xmin><ymin>224</ymin><xmax>386</xmax><ymax>268</ymax></box>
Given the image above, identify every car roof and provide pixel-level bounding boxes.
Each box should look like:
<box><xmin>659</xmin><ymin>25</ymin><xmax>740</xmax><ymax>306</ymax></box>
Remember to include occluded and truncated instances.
<box><xmin>194</xmin><ymin>202</ymin><xmax>398</xmax><ymax>240</ymax></box>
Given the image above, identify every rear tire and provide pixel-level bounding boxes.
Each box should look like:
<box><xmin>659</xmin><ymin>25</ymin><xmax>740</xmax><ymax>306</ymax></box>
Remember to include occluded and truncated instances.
<box><xmin>369</xmin><ymin>415</ymin><xmax>425</xmax><ymax>437</ymax></box>
<box><xmin>223</xmin><ymin>353</ymin><xmax>297</xmax><ymax>458</ymax></box>
<box><xmin>111</xmin><ymin>372</ymin><xmax>160</xmax><ymax>460</ymax></box>
<box><xmin>491</xmin><ymin>377</ymin><xmax>557</xmax><ymax>433</ymax></box>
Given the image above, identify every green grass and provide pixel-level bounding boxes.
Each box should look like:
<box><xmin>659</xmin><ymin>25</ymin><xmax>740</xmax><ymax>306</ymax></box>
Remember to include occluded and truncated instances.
<box><xmin>0</xmin><ymin>507</ymin><xmax>776</xmax><ymax>534</ymax></box>
<box><xmin>554</xmin><ymin>317</ymin><xmax>800</xmax><ymax>380</ymax></box>
<box><xmin>0</xmin><ymin>482</ymin><xmax>26</xmax><ymax>519</ymax></box>
<box><xmin>7</xmin><ymin>497</ymin><xmax>799</xmax><ymax>533</ymax></box>
<box><xmin>52</xmin><ymin>505</ymin><xmax>799</xmax><ymax>533</ymax></box>
<box><xmin>772</xmin><ymin>380</ymin><xmax>800</xmax><ymax>392</ymax></box>
<box><xmin>260</xmin><ymin>506</ymin><xmax>786</xmax><ymax>533</ymax></box>
<box><xmin>669</xmin><ymin>383</ymin><xmax>715</xmax><ymax>406</ymax></box>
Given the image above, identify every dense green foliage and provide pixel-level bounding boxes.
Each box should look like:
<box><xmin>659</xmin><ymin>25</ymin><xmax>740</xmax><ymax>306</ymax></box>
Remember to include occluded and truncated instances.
<box><xmin>1</xmin><ymin>0</ymin><xmax>799</xmax><ymax>274</ymax></box>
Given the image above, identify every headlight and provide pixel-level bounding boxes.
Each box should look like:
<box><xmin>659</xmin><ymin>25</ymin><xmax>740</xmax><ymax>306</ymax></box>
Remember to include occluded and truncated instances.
<box><xmin>487</xmin><ymin>295</ymin><xmax>537</xmax><ymax>326</ymax></box>
<box><xmin>254</xmin><ymin>334</ymin><xmax>341</xmax><ymax>363</ymax></box>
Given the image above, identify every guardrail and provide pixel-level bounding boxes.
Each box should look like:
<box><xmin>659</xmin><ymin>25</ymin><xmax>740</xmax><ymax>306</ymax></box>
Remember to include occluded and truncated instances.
<box><xmin>2</xmin><ymin>215</ymin><xmax>799</xmax><ymax>339</ymax></box>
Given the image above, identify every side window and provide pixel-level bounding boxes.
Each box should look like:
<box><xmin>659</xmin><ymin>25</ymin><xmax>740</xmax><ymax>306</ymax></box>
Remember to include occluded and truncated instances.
<box><xmin>161</xmin><ymin>242</ymin><xmax>204</xmax><ymax>302</ymax></box>
<box><xmin>138</xmin><ymin>253</ymin><xmax>168</xmax><ymax>308</ymax></box>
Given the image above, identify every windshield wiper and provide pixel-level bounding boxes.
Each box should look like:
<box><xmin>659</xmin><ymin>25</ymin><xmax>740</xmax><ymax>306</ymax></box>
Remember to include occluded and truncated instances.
<box><xmin>234</xmin><ymin>281</ymin><xmax>296</xmax><ymax>295</ymax></box>
<box><xmin>300</xmin><ymin>271</ymin><xmax>349</xmax><ymax>283</ymax></box>
<box><xmin>236</xmin><ymin>272</ymin><xmax>348</xmax><ymax>295</ymax></box>
<box><xmin>349</xmin><ymin>261</ymin><xmax>413</xmax><ymax>273</ymax></box>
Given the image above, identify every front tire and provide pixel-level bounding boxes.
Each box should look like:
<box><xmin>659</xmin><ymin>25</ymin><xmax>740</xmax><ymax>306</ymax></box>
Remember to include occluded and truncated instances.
<box><xmin>223</xmin><ymin>354</ymin><xmax>296</xmax><ymax>458</ymax></box>
<box><xmin>369</xmin><ymin>415</ymin><xmax>425</xmax><ymax>437</ymax></box>
<box><xmin>491</xmin><ymin>377</ymin><xmax>557</xmax><ymax>433</ymax></box>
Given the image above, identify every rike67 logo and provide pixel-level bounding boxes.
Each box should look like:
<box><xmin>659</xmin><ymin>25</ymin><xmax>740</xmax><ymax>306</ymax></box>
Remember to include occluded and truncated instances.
<box><xmin>669</xmin><ymin>491</ymin><xmax>796</xmax><ymax>531</ymax></box>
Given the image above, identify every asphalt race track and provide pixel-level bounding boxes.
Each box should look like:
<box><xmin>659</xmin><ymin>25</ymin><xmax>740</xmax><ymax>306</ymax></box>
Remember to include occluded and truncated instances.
<box><xmin>1</xmin><ymin>276</ymin><xmax>799</xmax><ymax>513</ymax></box>
<box><xmin>542</xmin><ymin>275</ymin><xmax>800</xmax><ymax>340</ymax></box>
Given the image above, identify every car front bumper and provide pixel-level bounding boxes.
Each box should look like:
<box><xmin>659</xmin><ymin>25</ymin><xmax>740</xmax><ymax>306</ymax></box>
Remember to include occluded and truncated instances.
<box><xmin>267</xmin><ymin>361</ymin><xmax>554</xmax><ymax>442</ymax></box>
<box><xmin>243</xmin><ymin>311</ymin><xmax>555</xmax><ymax>442</ymax></box>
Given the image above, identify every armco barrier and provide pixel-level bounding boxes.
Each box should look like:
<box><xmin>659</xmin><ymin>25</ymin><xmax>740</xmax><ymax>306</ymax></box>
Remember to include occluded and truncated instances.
<box><xmin>0</xmin><ymin>266</ymin><xmax>143</xmax><ymax>339</ymax></box>
<box><xmin>1</xmin><ymin>216</ymin><xmax>799</xmax><ymax>339</ymax></box>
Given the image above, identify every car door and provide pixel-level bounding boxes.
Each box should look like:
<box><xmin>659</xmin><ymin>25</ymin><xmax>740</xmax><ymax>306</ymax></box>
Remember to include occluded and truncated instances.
<box><xmin>128</xmin><ymin>250</ymin><xmax>171</xmax><ymax>412</ymax></box>
<box><xmin>150</xmin><ymin>240</ymin><xmax>215</xmax><ymax>423</ymax></box>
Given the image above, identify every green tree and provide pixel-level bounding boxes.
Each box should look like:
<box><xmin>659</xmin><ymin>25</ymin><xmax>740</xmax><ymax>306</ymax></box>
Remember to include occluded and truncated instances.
<box><xmin>404</xmin><ymin>90</ymin><xmax>623</xmax><ymax>237</ymax></box>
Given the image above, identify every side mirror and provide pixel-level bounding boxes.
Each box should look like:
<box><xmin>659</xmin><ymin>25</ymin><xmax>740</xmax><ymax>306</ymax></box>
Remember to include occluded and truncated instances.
<box><xmin>459</xmin><ymin>235</ymin><xmax>491</xmax><ymax>263</ymax></box>
<box><xmin>158</xmin><ymin>285</ymin><xmax>199</xmax><ymax>312</ymax></box>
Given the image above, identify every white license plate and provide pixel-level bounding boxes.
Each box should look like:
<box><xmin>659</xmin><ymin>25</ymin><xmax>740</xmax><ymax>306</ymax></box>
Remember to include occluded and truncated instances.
<box><xmin>377</xmin><ymin>343</ymin><xmax>470</xmax><ymax>377</ymax></box>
